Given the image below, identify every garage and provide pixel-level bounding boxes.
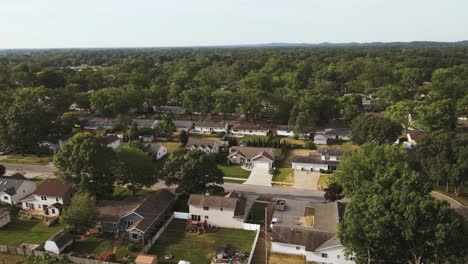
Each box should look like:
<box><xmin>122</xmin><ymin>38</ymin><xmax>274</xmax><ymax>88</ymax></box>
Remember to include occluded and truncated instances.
<box><xmin>253</xmin><ymin>161</ymin><xmax>270</xmax><ymax>169</ymax></box>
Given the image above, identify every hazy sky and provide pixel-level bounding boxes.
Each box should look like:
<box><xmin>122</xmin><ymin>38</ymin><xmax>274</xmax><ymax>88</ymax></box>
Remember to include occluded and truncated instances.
<box><xmin>1</xmin><ymin>0</ymin><xmax>467</xmax><ymax>49</ymax></box>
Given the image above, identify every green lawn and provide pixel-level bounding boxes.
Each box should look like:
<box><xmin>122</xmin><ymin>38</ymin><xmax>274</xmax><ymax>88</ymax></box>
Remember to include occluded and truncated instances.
<box><xmin>111</xmin><ymin>185</ymin><xmax>154</xmax><ymax>200</ymax></box>
<box><xmin>272</xmin><ymin>167</ymin><xmax>293</xmax><ymax>183</ymax></box>
<box><xmin>148</xmin><ymin>220</ymin><xmax>256</xmax><ymax>264</ymax></box>
<box><xmin>318</xmin><ymin>174</ymin><xmax>332</xmax><ymax>190</ymax></box>
<box><xmin>218</xmin><ymin>164</ymin><xmax>250</xmax><ymax>179</ymax></box>
<box><xmin>66</xmin><ymin>235</ymin><xmax>140</xmax><ymax>261</ymax></box>
<box><xmin>1</xmin><ymin>154</ymin><xmax>53</xmax><ymax>165</ymax></box>
<box><xmin>223</xmin><ymin>178</ymin><xmax>246</xmax><ymax>184</ymax></box>
<box><xmin>0</xmin><ymin>219</ymin><xmax>64</xmax><ymax>246</ymax></box>
<box><xmin>246</xmin><ymin>202</ymin><xmax>268</xmax><ymax>224</ymax></box>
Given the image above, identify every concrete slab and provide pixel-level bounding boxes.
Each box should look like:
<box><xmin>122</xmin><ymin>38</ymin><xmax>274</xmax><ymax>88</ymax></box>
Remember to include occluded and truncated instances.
<box><xmin>244</xmin><ymin>167</ymin><xmax>273</xmax><ymax>186</ymax></box>
<box><xmin>271</xmin><ymin>198</ymin><xmax>318</xmax><ymax>227</ymax></box>
<box><xmin>293</xmin><ymin>170</ymin><xmax>320</xmax><ymax>190</ymax></box>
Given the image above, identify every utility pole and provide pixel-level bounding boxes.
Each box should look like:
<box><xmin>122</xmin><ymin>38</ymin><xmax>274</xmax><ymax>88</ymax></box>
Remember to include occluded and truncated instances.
<box><xmin>264</xmin><ymin>206</ymin><xmax>268</xmax><ymax>264</ymax></box>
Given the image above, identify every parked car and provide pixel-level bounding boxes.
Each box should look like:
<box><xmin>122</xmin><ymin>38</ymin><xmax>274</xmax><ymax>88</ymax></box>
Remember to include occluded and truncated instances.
<box><xmin>269</xmin><ymin>217</ymin><xmax>279</xmax><ymax>231</ymax></box>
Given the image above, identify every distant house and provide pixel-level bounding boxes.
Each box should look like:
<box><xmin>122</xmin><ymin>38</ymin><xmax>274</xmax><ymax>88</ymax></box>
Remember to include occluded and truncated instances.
<box><xmin>44</xmin><ymin>231</ymin><xmax>73</xmax><ymax>254</ymax></box>
<box><xmin>140</xmin><ymin>135</ymin><xmax>155</xmax><ymax>143</ymax></box>
<box><xmin>188</xmin><ymin>192</ymin><xmax>248</xmax><ymax>229</ymax></box>
<box><xmin>313</xmin><ymin>134</ymin><xmax>329</xmax><ymax>145</ymax></box>
<box><xmin>0</xmin><ymin>208</ymin><xmax>11</xmax><ymax>228</ymax></box>
<box><xmin>98</xmin><ymin>189</ymin><xmax>176</xmax><ymax>243</ymax></box>
<box><xmin>230</xmin><ymin>124</ymin><xmax>270</xmax><ymax>136</ymax></box>
<box><xmin>191</xmin><ymin>122</ymin><xmax>228</xmax><ymax>134</ymax></box>
<box><xmin>173</xmin><ymin>120</ymin><xmax>194</xmax><ymax>132</ymax></box>
<box><xmin>271</xmin><ymin>201</ymin><xmax>354</xmax><ymax>264</ymax></box>
<box><xmin>135</xmin><ymin>254</ymin><xmax>158</xmax><ymax>264</ymax></box>
<box><xmin>20</xmin><ymin>179</ymin><xmax>73</xmax><ymax>217</ymax></box>
<box><xmin>227</xmin><ymin>147</ymin><xmax>275</xmax><ymax>169</ymax></box>
<box><xmin>291</xmin><ymin>148</ymin><xmax>347</xmax><ymax>172</ymax></box>
<box><xmin>155</xmin><ymin>105</ymin><xmax>186</xmax><ymax>115</ymax></box>
<box><xmin>314</xmin><ymin>128</ymin><xmax>351</xmax><ymax>145</ymax></box>
<box><xmin>0</xmin><ymin>173</ymin><xmax>37</xmax><ymax>205</ymax></box>
<box><xmin>84</xmin><ymin>118</ymin><xmax>116</xmax><ymax>130</ymax></box>
<box><xmin>149</xmin><ymin>143</ymin><xmax>167</xmax><ymax>160</ymax></box>
<box><xmin>103</xmin><ymin>135</ymin><xmax>122</xmax><ymax>149</ymax></box>
<box><xmin>186</xmin><ymin>138</ymin><xmax>220</xmax><ymax>153</ymax></box>
<box><xmin>276</xmin><ymin>125</ymin><xmax>311</xmax><ymax>139</ymax></box>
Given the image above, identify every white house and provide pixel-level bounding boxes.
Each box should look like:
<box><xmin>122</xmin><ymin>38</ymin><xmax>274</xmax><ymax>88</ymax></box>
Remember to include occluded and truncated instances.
<box><xmin>191</xmin><ymin>122</ymin><xmax>228</xmax><ymax>134</ymax></box>
<box><xmin>276</xmin><ymin>125</ymin><xmax>311</xmax><ymax>139</ymax></box>
<box><xmin>313</xmin><ymin>134</ymin><xmax>329</xmax><ymax>145</ymax></box>
<box><xmin>20</xmin><ymin>179</ymin><xmax>73</xmax><ymax>217</ymax></box>
<box><xmin>188</xmin><ymin>192</ymin><xmax>247</xmax><ymax>229</ymax></box>
<box><xmin>324</xmin><ymin>128</ymin><xmax>351</xmax><ymax>142</ymax></box>
<box><xmin>291</xmin><ymin>148</ymin><xmax>347</xmax><ymax>172</ymax></box>
<box><xmin>0</xmin><ymin>174</ymin><xmax>37</xmax><ymax>205</ymax></box>
<box><xmin>103</xmin><ymin>135</ymin><xmax>122</xmax><ymax>149</ymax></box>
<box><xmin>230</xmin><ymin>124</ymin><xmax>270</xmax><ymax>136</ymax></box>
<box><xmin>186</xmin><ymin>138</ymin><xmax>220</xmax><ymax>153</ymax></box>
<box><xmin>149</xmin><ymin>143</ymin><xmax>167</xmax><ymax>160</ymax></box>
<box><xmin>0</xmin><ymin>208</ymin><xmax>11</xmax><ymax>228</ymax></box>
<box><xmin>44</xmin><ymin>231</ymin><xmax>73</xmax><ymax>254</ymax></box>
<box><xmin>271</xmin><ymin>201</ymin><xmax>354</xmax><ymax>264</ymax></box>
<box><xmin>139</xmin><ymin>135</ymin><xmax>155</xmax><ymax>143</ymax></box>
<box><xmin>227</xmin><ymin>147</ymin><xmax>275</xmax><ymax>169</ymax></box>
<box><xmin>84</xmin><ymin>117</ymin><xmax>116</xmax><ymax>130</ymax></box>
<box><xmin>155</xmin><ymin>105</ymin><xmax>186</xmax><ymax>115</ymax></box>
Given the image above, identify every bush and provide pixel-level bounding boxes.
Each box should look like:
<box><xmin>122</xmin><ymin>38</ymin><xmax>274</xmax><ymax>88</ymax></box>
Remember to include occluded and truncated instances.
<box><xmin>304</xmin><ymin>141</ymin><xmax>316</xmax><ymax>150</ymax></box>
<box><xmin>127</xmin><ymin>243</ymin><xmax>140</xmax><ymax>252</ymax></box>
<box><xmin>99</xmin><ymin>251</ymin><xmax>116</xmax><ymax>262</ymax></box>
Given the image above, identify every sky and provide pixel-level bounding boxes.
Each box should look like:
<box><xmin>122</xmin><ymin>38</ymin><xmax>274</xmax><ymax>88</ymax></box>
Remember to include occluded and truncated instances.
<box><xmin>0</xmin><ymin>0</ymin><xmax>467</xmax><ymax>49</ymax></box>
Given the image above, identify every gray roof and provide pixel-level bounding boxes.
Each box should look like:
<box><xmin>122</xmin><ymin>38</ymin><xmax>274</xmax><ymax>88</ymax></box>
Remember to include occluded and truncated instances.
<box><xmin>228</xmin><ymin>147</ymin><xmax>275</xmax><ymax>161</ymax></box>
<box><xmin>324</xmin><ymin>128</ymin><xmax>350</xmax><ymax>136</ymax></box>
<box><xmin>47</xmin><ymin>231</ymin><xmax>73</xmax><ymax>249</ymax></box>
<box><xmin>317</xmin><ymin>148</ymin><xmax>348</xmax><ymax>157</ymax></box>
<box><xmin>189</xmin><ymin>192</ymin><xmax>247</xmax><ymax>219</ymax></box>
<box><xmin>291</xmin><ymin>155</ymin><xmax>339</xmax><ymax>165</ymax></box>
<box><xmin>194</xmin><ymin>122</ymin><xmax>226</xmax><ymax>129</ymax></box>
<box><xmin>133</xmin><ymin>119</ymin><xmax>158</xmax><ymax>127</ymax></box>
<box><xmin>0</xmin><ymin>174</ymin><xmax>31</xmax><ymax>196</ymax></box>
<box><xmin>174</xmin><ymin>120</ymin><xmax>194</xmax><ymax>129</ymax></box>
<box><xmin>186</xmin><ymin>138</ymin><xmax>217</xmax><ymax>149</ymax></box>
<box><xmin>0</xmin><ymin>208</ymin><xmax>9</xmax><ymax>217</ymax></box>
<box><xmin>149</xmin><ymin>143</ymin><xmax>164</xmax><ymax>154</ymax></box>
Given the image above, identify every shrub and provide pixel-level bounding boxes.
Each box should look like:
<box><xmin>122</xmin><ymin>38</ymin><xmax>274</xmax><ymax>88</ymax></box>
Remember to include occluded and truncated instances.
<box><xmin>99</xmin><ymin>251</ymin><xmax>116</xmax><ymax>262</ymax></box>
<box><xmin>127</xmin><ymin>243</ymin><xmax>140</xmax><ymax>252</ymax></box>
<box><xmin>304</xmin><ymin>141</ymin><xmax>316</xmax><ymax>150</ymax></box>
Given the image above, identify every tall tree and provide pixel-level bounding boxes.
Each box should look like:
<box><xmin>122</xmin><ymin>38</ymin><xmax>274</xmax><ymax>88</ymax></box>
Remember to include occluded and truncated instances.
<box><xmin>351</xmin><ymin>113</ymin><xmax>402</xmax><ymax>145</ymax></box>
<box><xmin>54</xmin><ymin>133</ymin><xmax>117</xmax><ymax>198</ymax></box>
<box><xmin>414</xmin><ymin>99</ymin><xmax>456</xmax><ymax>132</ymax></box>
<box><xmin>156</xmin><ymin>114</ymin><xmax>176</xmax><ymax>136</ymax></box>
<box><xmin>385</xmin><ymin>100</ymin><xmax>417</xmax><ymax>133</ymax></box>
<box><xmin>60</xmin><ymin>192</ymin><xmax>99</xmax><ymax>234</ymax></box>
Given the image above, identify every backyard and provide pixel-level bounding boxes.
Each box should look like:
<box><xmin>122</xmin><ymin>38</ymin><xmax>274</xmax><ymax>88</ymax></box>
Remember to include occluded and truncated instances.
<box><xmin>148</xmin><ymin>220</ymin><xmax>256</xmax><ymax>264</ymax></box>
<box><xmin>0</xmin><ymin>219</ymin><xmax>64</xmax><ymax>246</ymax></box>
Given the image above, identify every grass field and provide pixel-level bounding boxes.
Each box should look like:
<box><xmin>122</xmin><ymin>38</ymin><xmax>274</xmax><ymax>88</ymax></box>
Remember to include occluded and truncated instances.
<box><xmin>0</xmin><ymin>219</ymin><xmax>64</xmax><ymax>246</ymax></box>
<box><xmin>218</xmin><ymin>164</ymin><xmax>251</xmax><ymax>179</ymax></box>
<box><xmin>0</xmin><ymin>253</ymin><xmax>27</xmax><ymax>263</ymax></box>
<box><xmin>223</xmin><ymin>178</ymin><xmax>246</xmax><ymax>184</ymax></box>
<box><xmin>157</xmin><ymin>142</ymin><xmax>181</xmax><ymax>153</ymax></box>
<box><xmin>272</xmin><ymin>167</ymin><xmax>293</xmax><ymax>183</ymax></box>
<box><xmin>246</xmin><ymin>202</ymin><xmax>268</xmax><ymax>224</ymax></box>
<box><xmin>148</xmin><ymin>220</ymin><xmax>256</xmax><ymax>264</ymax></box>
<box><xmin>318</xmin><ymin>174</ymin><xmax>333</xmax><ymax>190</ymax></box>
<box><xmin>66</xmin><ymin>235</ymin><xmax>140</xmax><ymax>261</ymax></box>
<box><xmin>1</xmin><ymin>154</ymin><xmax>53</xmax><ymax>165</ymax></box>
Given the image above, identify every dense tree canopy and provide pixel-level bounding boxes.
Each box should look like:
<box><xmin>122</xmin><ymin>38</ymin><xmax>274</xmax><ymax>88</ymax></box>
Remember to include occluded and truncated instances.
<box><xmin>351</xmin><ymin>113</ymin><xmax>402</xmax><ymax>144</ymax></box>
<box><xmin>60</xmin><ymin>192</ymin><xmax>99</xmax><ymax>234</ymax></box>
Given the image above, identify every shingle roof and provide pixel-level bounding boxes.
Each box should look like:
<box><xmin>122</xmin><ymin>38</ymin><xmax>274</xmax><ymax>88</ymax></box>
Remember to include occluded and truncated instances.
<box><xmin>186</xmin><ymin>138</ymin><xmax>217</xmax><ymax>149</ymax></box>
<box><xmin>232</xmin><ymin>124</ymin><xmax>269</xmax><ymax>130</ymax></box>
<box><xmin>291</xmin><ymin>155</ymin><xmax>339</xmax><ymax>165</ymax></box>
<box><xmin>228</xmin><ymin>147</ymin><xmax>275</xmax><ymax>160</ymax></box>
<box><xmin>98</xmin><ymin>197</ymin><xmax>144</xmax><ymax>222</ymax></box>
<box><xmin>0</xmin><ymin>208</ymin><xmax>9</xmax><ymax>217</ymax></box>
<box><xmin>33</xmin><ymin>179</ymin><xmax>72</xmax><ymax>198</ymax></box>
<box><xmin>194</xmin><ymin>122</ymin><xmax>226</xmax><ymax>129</ymax></box>
<box><xmin>103</xmin><ymin>135</ymin><xmax>120</xmax><ymax>144</ymax></box>
<box><xmin>317</xmin><ymin>148</ymin><xmax>347</xmax><ymax>157</ymax></box>
<box><xmin>324</xmin><ymin>128</ymin><xmax>350</xmax><ymax>136</ymax></box>
<box><xmin>189</xmin><ymin>194</ymin><xmax>238</xmax><ymax>209</ymax></box>
<box><xmin>149</xmin><ymin>143</ymin><xmax>165</xmax><ymax>154</ymax></box>
<box><xmin>0</xmin><ymin>174</ymin><xmax>31</xmax><ymax>196</ymax></box>
<box><xmin>47</xmin><ymin>231</ymin><xmax>73</xmax><ymax>249</ymax></box>
<box><xmin>271</xmin><ymin>226</ymin><xmax>334</xmax><ymax>251</ymax></box>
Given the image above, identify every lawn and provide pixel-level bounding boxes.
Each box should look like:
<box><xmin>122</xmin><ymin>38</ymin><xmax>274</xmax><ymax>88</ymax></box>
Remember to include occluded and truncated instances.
<box><xmin>218</xmin><ymin>164</ymin><xmax>250</xmax><ymax>179</ymax></box>
<box><xmin>157</xmin><ymin>142</ymin><xmax>181</xmax><ymax>153</ymax></box>
<box><xmin>111</xmin><ymin>185</ymin><xmax>154</xmax><ymax>200</ymax></box>
<box><xmin>272</xmin><ymin>167</ymin><xmax>293</xmax><ymax>183</ymax></box>
<box><xmin>269</xmin><ymin>253</ymin><xmax>305</xmax><ymax>264</ymax></box>
<box><xmin>223</xmin><ymin>178</ymin><xmax>246</xmax><ymax>184</ymax></box>
<box><xmin>318</xmin><ymin>174</ymin><xmax>332</xmax><ymax>190</ymax></box>
<box><xmin>0</xmin><ymin>219</ymin><xmax>64</xmax><ymax>246</ymax></box>
<box><xmin>66</xmin><ymin>235</ymin><xmax>140</xmax><ymax>261</ymax></box>
<box><xmin>148</xmin><ymin>220</ymin><xmax>256</xmax><ymax>264</ymax></box>
<box><xmin>1</xmin><ymin>154</ymin><xmax>53</xmax><ymax>165</ymax></box>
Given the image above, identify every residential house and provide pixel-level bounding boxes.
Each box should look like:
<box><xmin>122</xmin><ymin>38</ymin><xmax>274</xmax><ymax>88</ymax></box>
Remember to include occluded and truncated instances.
<box><xmin>84</xmin><ymin>117</ymin><xmax>116</xmax><ymax>130</ymax></box>
<box><xmin>313</xmin><ymin>134</ymin><xmax>329</xmax><ymax>145</ymax></box>
<box><xmin>291</xmin><ymin>148</ymin><xmax>347</xmax><ymax>172</ymax></box>
<box><xmin>191</xmin><ymin>122</ymin><xmax>228</xmax><ymax>134</ymax></box>
<box><xmin>0</xmin><ymin>208</ymin><xmax>11</xmax><ymax>228</ymax></box>
<box><xmin>140</xmin><ymin>135</ymin><xmax>155</xmax><ymax>143</ymax></box>
<box><xmin>0</xmin><ymin>173</ymin><xmax>37</xmax><ymax>205</ymax></box>
<box><xmin>155</xmin><ymin>105</ymin><xmax>186</xmax><ymax>115</ymax></box>
<box><xmin>230</xmin><ymin>124</ymin><xmax>270</xmax><ymax>136</ymax></box>
<box><xmin>20</xmin><ymin>179</ymin><xmax>73</xmax><ymax>217</ymax></box>
<box><xmin>133</xmin><ymin>119</ymin><xmax>159</xmax><ymax>129</ymax></box>
<box><xmin>186</xmin><ymin>138</ymin><xmax>220</xmax><ymax>153</ymax></box>
<box><xmin>188</xmin><ymin>192</ymin><xmax>248</xmax><ymax>229</ymax></box>
<box><xmin>104</xmin><ymin>135</ymin><xmax>122</xmax><ymax>150</ymax></box>
<box><xmin>44</xmin><ymin>231</ymin><xmax>74</xmax><ymax>254</ymax></box>
<box><xmin>98</xmin><ymin>189</ymin><xmax>177</xmax><ymax>243</ymax></box>
<box><xmin>227</xmin><ymin>147</ymin><xmax>275</xmax><ymax>169</ymax></box>
<box><xmin>149</xmin><ymin>143</ymin><xmax>167</xmax><ymax>160</ymax></box>
<box><xmin>271</xmin><ymin>201</ymin><xmax>354</xmax><ymax>264</ymax></box>
<box><xmin>314</xmin><ymin>128</ymin><xmax>351</xmax><ymax>145</ymax></box>
<box><xmin>173</xmin><ymin>120</ymin><xmax>194</xmax><ymax>132</ymax></box>
<box><xmin>276</xmin><ymin>125</ymin><xmax>312</xmax><ymax>139</ymax></box>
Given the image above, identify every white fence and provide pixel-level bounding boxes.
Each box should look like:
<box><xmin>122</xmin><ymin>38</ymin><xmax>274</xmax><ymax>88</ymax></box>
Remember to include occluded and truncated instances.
<box><xmin>242</xmin><ymin>223</ymin><xmax>260</xmax><ymax>231</ymax></box>
<box><xmin>142</xmin><ymin>214</ymin><xmax>174</xmax><ymax>253</ymax></box>
<box><xmin>246</xmin><ymin>224</ymin><xmax>261</xmax><ymax>264</ymax></box>
<box><xmin>174</xmin><ymin>211</ymin><xmax>190</xmax><ymax>219</ymax></box>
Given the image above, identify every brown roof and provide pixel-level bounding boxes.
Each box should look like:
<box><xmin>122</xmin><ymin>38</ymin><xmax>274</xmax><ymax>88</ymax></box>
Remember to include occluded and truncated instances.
<box><xmin>232</xmin><ymin>124</ymin><xmax>269</xmax><ymax>130</ymax></box>
<box><xmin>189</xmin><ymin>194</ymin><xmax>238</xmax><ymax>209</ymax></box>
<box><xmin>34</xmin><ymin>179</ymin><xmax>72</xmax><ymax>198</ymax></box>
<box><xmin>135</xmin><ymin>254</ymin><xmax>157</xmax><ymax>264</ymax></box>
<box><xmin>0</xmin><ymin>208</ymin><xmax>9</xmax><ymax>217</ymax></box>
<box><xmin>271</xmin><ymin>226</ymin><xmax>334</xmax><ymax>251</ymax></box>
<box><xmin>228</xmin><ymin>147</ymin><xmax>275</xmax><ymax>160</ymax></box>
<box><xmin>317</xmin><ymin>148</ymin><xmax>348</xmax><ymax>156</ymax></box>
<box><xmin>186</xmin><ymin>138</ymin><xmax>217</xmax><ymax>149</ymax></box>
<box><xmin>103</xmin><ymin>135</ymin><xmax>120</xmax><ymax>144</ymax></box>
<box><xmin>291</xmin><ymin>155</ymin><xmax>339</xmax><ymax>165</ymax></box>
<box><xmin>98</xmin><ymin>197</ymin><xmax>144</xmax><ymax>222</ymax></box>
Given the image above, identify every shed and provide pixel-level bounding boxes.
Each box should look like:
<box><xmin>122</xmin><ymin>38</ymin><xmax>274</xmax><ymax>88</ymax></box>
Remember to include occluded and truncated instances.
<box><xmin>44</xmin><ymin>231</ymin><xmax>73</xmax><ymax>254</ymax></box>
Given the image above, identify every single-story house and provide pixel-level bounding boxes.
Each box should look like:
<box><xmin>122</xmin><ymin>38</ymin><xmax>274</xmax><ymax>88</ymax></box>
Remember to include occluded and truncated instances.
<box><xmin>291</xmin><ymin>148</ymin><xmax>347</xmax><ymax>172</ymax></box>
<box><xmin>313</xmin><ymin>134</ymin><xmax>329</xmax><ymax>145</ymax></box>
<box><xmin>155</xmin><ymin>105</ymin><xmax>186</xmax><ymax>115</ymax></box>
<box><xmin>39</xmin><ymin>138</ymin><xmax>71</xmax><ymax>153</ymax></box>
<box><xmin>0</xmin><ymin>173</ymin><xmax>37</xmax><ymax>205</ymax></box>
<box><xmin>174</xmin><ymin>120</ymin><xmax>194</xmax><ymax>132</ymax></box>
<box><xmin>276</xmin><ymin>125</ymin><xmax>312</xmax><ymax>139</ymax></box>
<box><xmin>103</xmin><ymin>135</ymin><xmax>122</xmax><ymax>150</ymax></box>
<box><xmin>227</xmin><ymin>147</ymin><xmax>275</xmax><ymax>169</ymax></box>
<box><xmin>271</xmin><ymin>201</ymin><xmax>354</xmax><ymax>264</ymax></box>
<box><xmin>188</xmin><ymin>191</ymin><xmax>248</xmax><ymax>229</ymax></box>
<box><xmin>84</xmin><ymin>117</ymin><xmax>116</xmax><ymax>130</ymax></box>
<box><xmin>135</xmin><ymin>254</ymin><xmax>158</xmax><ymax>264</ymax></box>
<box><xmin>0</xmin><ymin>208</ymin><xmax>11</xmax><ymax>228</ymax></box>
<box><xmin>230</xmin><ymin>124</ymin><xmax>270</xmax><ymax>136</ymax></box>
<box><xmin>133</xmin><ymin>119</ymin><xmax>159</xmax><ymax>129</ymax></box>
<box><xmin>140</xmin><ymin>135</ymin><xmax>155</xmax><ymax>143</ymax></box>
<box><xmin>98</xmin><ymin>189</ymin><xmax>177</xmax><ymax>243</ymax></box>
<box><xmin>44</xmin><ymin>230</ymin><xmax>74</xmax><ymax>254</ymax></box>
<box><xmin>324</xmin><ymin>128</ymin><xmax>351</xmax><ymax>142</ymax></box>
<box><xmin>186</xmin><ymin>138</ymin><xmax>220</xmax><ymax>153</ymax></box>
<box><xmin>191</xmin><ymin>122</ymin><xmax>229</xmax><ymax>134</ymax></box>
<box><xmin>149</xmin><ymin>143</ymin><xmax>167</xmax><ymax>160</ymax></box>
<box><xmin>20</xmin><ymin>179</ymin><xmax>73</xmax><ymax>217</ymax></box>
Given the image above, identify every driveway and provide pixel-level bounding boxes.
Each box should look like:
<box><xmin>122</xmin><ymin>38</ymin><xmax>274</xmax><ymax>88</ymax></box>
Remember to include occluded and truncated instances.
<box><xmin>244</xmin><ymin>167</ymin><xmax>273</xmax><ymax>187</ymax></box>
<box><xmin>293</xmin><ymin>170</ymin><xmax>320</xmax><ymax>190</ymax></box>
<box><xmin>271</xmin><ymin>198</ymin><xmax>320</xmax><ymax>227</ymax></box>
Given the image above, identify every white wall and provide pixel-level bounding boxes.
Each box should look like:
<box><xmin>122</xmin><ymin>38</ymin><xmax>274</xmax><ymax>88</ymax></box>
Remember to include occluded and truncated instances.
<box><xmin>231</xmin><ymin>129</ymin><xmax>268</xmax><ymax>136</ymax></box>
<box><xmin>306</xmin><ymin>246</ymin><xmax>355</xmax><ymax>264</ymax></box>
<box><xmin>44</xmin><ymin>239</ymin><xmax>72</xmax><ymax>254</ymax></box>
<box><xmin>292</xmin><ymin>162</ymin><xmax>328</xmax><ymax>171</ymax></box>
<box><xmin>174</xmin><ymin>212</ymin><xmax>190</xmax><ymax>219</ymax></box>
<box><xmin>189</xmin><ymin>205</ymin><xmax>244</xmax><ymax>229</ymax></box>
<box><xmin>0</xmin><ymin>213</ymin><xmax>11</xmax><ymax>228</ymax></box>
<box><xmin>0</xmin><ymin>193</ymin><xmax>12</xmax><ymax>205</ymax></box>
<box><xmin>156</xmin><ymin>146</ymin><xmax>167</xmax><ymax>160</ymax></box>
<box><xmin>271</xmin><ymin>242</ymin><xmax>306</xmax><ymax>256</ymax></box>
<box><xmin>107</xmin><ymin>139</ymin><xmax>122</xmax><ymax>150</ymax></box>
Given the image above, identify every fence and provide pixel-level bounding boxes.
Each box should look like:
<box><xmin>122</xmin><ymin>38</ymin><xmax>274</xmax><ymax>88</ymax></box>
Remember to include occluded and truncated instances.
<box><xmin>245</xmin><ymin>224</ymin><xmax>261</xmax><ymax>264</ymax></box>
<box><xmin>242</xmin><ymin>222</ymin><xmax>260</xmax><ymax>231</ymax></box>
<box><xmin>174</xmin><ymin>211</ymin><xmax>190</xmax><ymax>219</ymax></box>
<box><xmin>142</xmin><ymin>214</ymin><xmax>175</xmax><ymax>253</ymax></box>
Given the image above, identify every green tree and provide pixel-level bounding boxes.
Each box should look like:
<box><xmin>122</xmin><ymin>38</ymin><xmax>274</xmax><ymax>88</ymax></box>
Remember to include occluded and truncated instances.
<box><xmin>115</xmin><ymin>144</ymin><xmax>156</xmax><ymax>196</ymax></box>
<box><xmin>60</xmin><ymin>192</ymin><xmax>99</xmax><ymax>234</ymax></box>
<box><xmin>414</xmin><ymin>99</ymin><xmax>456</xmax><ymax>132</ymax></box>
<box><xmin>179</xmin><ymin>130</ymin><xmax>189</xmax><ymax>146</ymax></box>
<box><xmin>156</xmin><ymin>114</ymin><xmax>176</xmax><ymax>136</ymax></box>
<box><xmin>351</xmin><ymin>114</ymin><xmax>402</xmax><ymax>145</ymax></box>
<box><xmin>212</xmin><ymin>90</ymin><xmax>235</xmax><ymax>123</ymax></box>
<box><xmin>25</xmin><ymin>254</ymin><xmax>63</xmax><ymax>264</ymax></box>
<box><xmin>162</xmin><ymin>148</ymin><xmax>223</xmax><ymax>194</ymax></box>
<box><xmin>384</xmin><ymin>100</ymin><xmax>417</xmax><ymax>133</ymax></box>
<box><xmin>54</xmin><ymin>133</ymin><xmax>117</xmax><ymax>198</ymax></box>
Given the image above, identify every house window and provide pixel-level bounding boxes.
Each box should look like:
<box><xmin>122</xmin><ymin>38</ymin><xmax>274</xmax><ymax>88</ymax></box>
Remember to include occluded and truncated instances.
<box><xmin>56</xmin><ymin>198</ymin><xmax>59</xmax><ymax>202</ymax></box>
<box><xmin>203</xmin><ymin>206</ymin><xmax>209</xmax><ymax>211</ymax></box>
<box><xmin>51</xmin><ymin>209</ymin><xmax>56</xmax><ymax>214</ymax></box>
<box><xmin>220</xmin><ymin>208</ymin><xmax>223</xmax><ymax>211</ymax></box>
<box><xmin>113</xmin><ymin>224</ymin><xmax>117</xmax><ymax>228</ymax></box>
<box><xmin>125</xmin><ymin>221</ymin><xmax>133</xmax><ymax>227</ymax></box>
<box><xmin>41</xmin><ymin>196</ymin><xmax>47</xmax><ymax>201</ymax></box>
<box><xmin>132</xmin><ymin>233</ymin><xmax>139</xmax><ymax>239</ymax></box>
<box><xmin>295</xmin><ymin>246</ymin><xmax>300</xmax><ymax>250</ymax></box>
<box><xmin>37</xmin><ymin>204</ymin><xmax>41</xmax><ymax>209</ymax></box>
<box><xmin>3</xmin><ymin>196</ymin><xmax>8</xmax><ymax>200</ymax></box>
<box><xmin>321</xmin><ymin>253</ymin><xmax>328</xmax><ymax>258</ymax></box>
<box><xmin>324</xmin><ymin>155</ymin><xmax>330</xmax><ymax>160</ymax></box>
<box><xmin>205</xmin><ymin>215</ymin><xmax>209</xmax><ymax>219</ymax></box>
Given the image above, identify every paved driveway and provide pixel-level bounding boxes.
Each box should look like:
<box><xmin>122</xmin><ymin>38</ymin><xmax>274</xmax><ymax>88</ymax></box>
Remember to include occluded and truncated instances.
<box><xmin>293</xmin><ymin>170</ymin><xmax>320</xmax><ymax>190</ymax></box>
<box><xmin>244</xmin><ymin>167</ymin><xmax>273</xmax><ymax>186</ymax></box>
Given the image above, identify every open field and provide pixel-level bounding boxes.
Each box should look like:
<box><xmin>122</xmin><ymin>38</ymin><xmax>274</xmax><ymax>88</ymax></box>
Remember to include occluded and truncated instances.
<box><xmin>1</xmin><ymin>154</ymin><xmax>53</xmax><ymax>165</ymax></box>
<box><xmin>0</xmin><ymin>219</ymin><xmax>64</xmax><ymax>246</ymax></box>
<box><xmin>156</xmin><ymin>142</ymin><xmax>181</xmax><ymax>153</ymax></box>
<box><xmin>269</xmin><ymin>253</ymin><xmax>306</xmax><ymax>264</ymax></box>
<box><xmin>148</xmin><ymin>220</ymin><xmax>256</xmax><ymax>264</ymax></box>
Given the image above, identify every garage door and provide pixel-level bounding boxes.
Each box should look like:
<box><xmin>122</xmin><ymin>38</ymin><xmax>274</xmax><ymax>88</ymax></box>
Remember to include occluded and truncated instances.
<box><xmin>253</xmin><ymin>162</ymin><xmax>269</xmax><ymax>169</ymax></box>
